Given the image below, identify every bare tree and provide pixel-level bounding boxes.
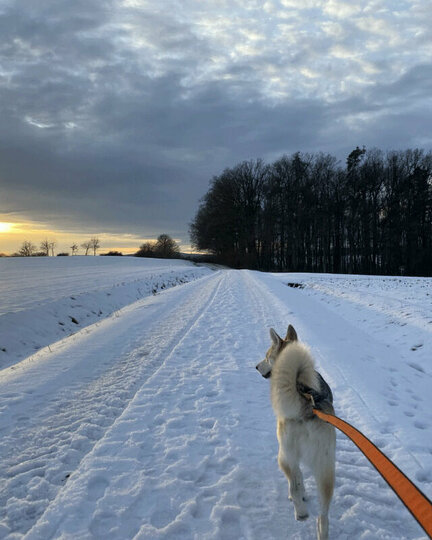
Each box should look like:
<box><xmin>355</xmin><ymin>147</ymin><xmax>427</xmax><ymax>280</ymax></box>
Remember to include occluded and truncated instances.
<box><xmin>40</xmin><ymin>239</ymin><xmax>50</xmax><ymax>256</ymax></box>
<box><xmin>81</xmin><ymin>241</ymin><xmax>92</xmax><ymax>256</ymax></box>
<box><xmin>18</xmin><ymin>241</ymin><xmax>36</xmax><ymax>257</ymax></box>
<box><xmin>70</xmin><ymin>243</ymin><xmax>78</xmax><ymax>255</ymax></box>
<box><xmin>90</xmin><ymin>237</ymin><xmax>100</xmax><ymax>256</ymax></box>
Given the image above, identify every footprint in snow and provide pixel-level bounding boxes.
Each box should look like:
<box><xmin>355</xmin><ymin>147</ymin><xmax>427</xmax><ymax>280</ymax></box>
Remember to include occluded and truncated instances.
<box><xmin>216</xmin><ymin>506</ymin><xmax>243</xmax><ymax>540</ymax></box>
<box><xmin>177</xmin><ymin>467</ymin><xmax>201</xmax><ymax>482</ymax></box>
<box><xmin>89</xmin><ymin>511</ymin><xmax>118</xmax><ymax>537</ymax></box>
<box><xmin>87</xmin><ymin>476</ymin><xmax>109</xmax><ymax>501</ymax></box>
<box><xmin>150</xmin><ymin>507</ymin><xmax>178</xmax><ymax>529</ymax></box>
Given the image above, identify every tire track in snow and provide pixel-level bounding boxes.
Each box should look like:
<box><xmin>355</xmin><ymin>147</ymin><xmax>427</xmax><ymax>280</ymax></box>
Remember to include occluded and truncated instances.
<box><xmin>0</xmin><ymin>272</ymin><xmax>224</xmax><ymax>539</ymax></box>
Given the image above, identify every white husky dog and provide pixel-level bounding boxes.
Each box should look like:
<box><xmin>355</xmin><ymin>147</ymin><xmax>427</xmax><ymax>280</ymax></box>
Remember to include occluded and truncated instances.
<box><xmin>256</xmin><ymin>325</ymin><xmax>336</xmax><ymax>540</ymax></box>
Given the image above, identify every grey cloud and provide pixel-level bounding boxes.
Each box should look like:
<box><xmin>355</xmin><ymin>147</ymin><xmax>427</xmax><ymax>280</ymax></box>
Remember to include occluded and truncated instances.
<box><xmin>0</xmin><ymin>0</ymin><xmax>431</xmax><ymax>246</ymax></box>
<box><xmin>379</xmin><ymin>64</ymin><xmax>432</xmax><ymax>103</ymax></box>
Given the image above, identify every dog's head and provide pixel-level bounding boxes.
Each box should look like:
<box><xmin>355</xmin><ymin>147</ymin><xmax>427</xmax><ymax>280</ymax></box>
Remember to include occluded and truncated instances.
<box><xmin>256</xmin><ymin>325</ymin><xmax>298</xmax><ymax>379</ymax></box>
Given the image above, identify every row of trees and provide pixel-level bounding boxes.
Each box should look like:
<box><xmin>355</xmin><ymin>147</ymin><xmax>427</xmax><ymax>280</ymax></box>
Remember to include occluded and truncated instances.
<box><xmin>190</xmin><ymin>148</ymin><xmax>432</xmax><ymax>276</ymax></box>
<box><xmin>14</xmin><ymin>238</ymin><xmax>101</xmax><ymax>257</ymax></box>
<box><xmin>12</xmin><ymin>234</ymin><xmax>182</xmax><ymax>259</ymax></box>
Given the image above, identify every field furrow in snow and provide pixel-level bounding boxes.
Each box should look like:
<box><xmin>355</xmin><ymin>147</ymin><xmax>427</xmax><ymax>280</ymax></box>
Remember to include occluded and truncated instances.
<box><xmin>1</xmin><ymin>267</ymin><xmax>430</xmax><ymax>539</ymax></box>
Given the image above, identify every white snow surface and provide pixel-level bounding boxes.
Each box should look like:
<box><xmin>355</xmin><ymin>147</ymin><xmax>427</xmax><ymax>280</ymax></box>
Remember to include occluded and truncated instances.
<box><xmin>0</xmin><ymin>256</ymin><xmax>212</xmax><ymax>368</ymax></box>
<box><xmin>0</xmin><ymin>260</ymin><xmax>431</xmax><ymax>539</ymax></box>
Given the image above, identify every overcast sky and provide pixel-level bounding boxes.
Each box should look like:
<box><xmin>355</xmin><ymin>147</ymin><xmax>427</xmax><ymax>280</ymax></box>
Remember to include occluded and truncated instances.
<box><xmin>1</xmin><ymin>0</ymin><xmax>431</xmax><ymax>249</ymax></box>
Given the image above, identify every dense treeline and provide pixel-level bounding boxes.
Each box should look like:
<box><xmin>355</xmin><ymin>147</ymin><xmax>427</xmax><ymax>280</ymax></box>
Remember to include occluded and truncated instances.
<box><xmin>190</xmin><ymin>148</ymin><xmax>432</xmax><ymax>276</ymax></box>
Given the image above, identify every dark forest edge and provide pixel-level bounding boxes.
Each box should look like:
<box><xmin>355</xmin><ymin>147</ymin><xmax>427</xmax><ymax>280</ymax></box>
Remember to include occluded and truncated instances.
<box><xmin>190</xmin><ymin>147</ymin><xmax>432</xmax><ymax>276</ymax></box>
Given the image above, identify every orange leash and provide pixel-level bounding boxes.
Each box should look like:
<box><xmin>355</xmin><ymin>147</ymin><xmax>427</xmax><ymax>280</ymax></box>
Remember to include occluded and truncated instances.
<box><xmin>313</xmin><ymin>408</ymin><xmax>432</xmax><ymax>538</ymax></box>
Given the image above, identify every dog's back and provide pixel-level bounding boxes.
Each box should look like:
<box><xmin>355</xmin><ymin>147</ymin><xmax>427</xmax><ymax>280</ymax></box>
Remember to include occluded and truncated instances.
<box><xmin>271</xmin><ymin>341</ymin><xmax>335</xmax><ymax>471</ymax></box>
<box><xmin>270</xmin><ymin>341</ymin><xmax>319</xmax><ymax>421</ymax></box>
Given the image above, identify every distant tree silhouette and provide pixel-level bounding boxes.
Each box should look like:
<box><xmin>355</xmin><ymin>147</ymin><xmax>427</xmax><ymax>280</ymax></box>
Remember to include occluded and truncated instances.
<box><xmin>18</xmin><ymin>241</ymin><xmax>37</xmax><ymax>257</ymax></box>
<box><xmin>154</xmin><ymin>234</ymin><xmax>180</xmax><ymax>258</ymax></box>
<box><xmin>40</xmin><ymin>240</ymin><xmax>55</xmax><ymax>256</ymax></box>
<box><xmin>90</xmin><ymin>237</ymin><xmax>100</xmax><ymax>256</ymax></box>
<box><xmin>135</xmin><ymin>235</ymin><xmax>180</xmax><ymax>258</ymax></box>
<box><xmin>135</xmin><ymin>242</ymin><xmax>156</xmax><ymax>257</ymax></box>
<box><xmin>81</xmin><ymin>241</ymin><xmax>92</xmax><ymax>255</ymax></box>
<box><xmin>40</xmin><ymin>239</ymin><xmax>50</xmax><ymax>256</ymax></box>
<box><xmin>70</xmin><ymin>243</ymin><xmax>78</xmax><ymax>255</ymax></box>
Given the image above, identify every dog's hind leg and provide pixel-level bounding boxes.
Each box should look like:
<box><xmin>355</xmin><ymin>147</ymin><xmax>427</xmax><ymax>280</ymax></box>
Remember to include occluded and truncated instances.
<box><xmin>278</xmin><ymin>457</ymin><xmax>309</xmax><ymax>521</ymax></box>
<box><xmin>315</xmin><ymin>466</ymin><xmax>334</xmax><ymax>540</ymax></box>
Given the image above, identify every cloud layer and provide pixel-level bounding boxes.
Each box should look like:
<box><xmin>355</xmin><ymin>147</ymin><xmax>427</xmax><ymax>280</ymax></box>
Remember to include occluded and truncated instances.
<box><xmin>1</xmin><ymin>0</ymin><xmax>431</xmax><ymax>244</ymax></box>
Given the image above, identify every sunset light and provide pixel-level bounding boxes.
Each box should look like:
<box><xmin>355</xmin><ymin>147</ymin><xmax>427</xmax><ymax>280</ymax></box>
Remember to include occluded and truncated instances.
<box><xmin>0</xmin><ymin>215</ymin><xmax>183</xmax><ymax>255</ymax></box>
<box><xmin>0</xmin><ymin>222</ymin><xmax>13</xmax><ymax>233</ymax></box>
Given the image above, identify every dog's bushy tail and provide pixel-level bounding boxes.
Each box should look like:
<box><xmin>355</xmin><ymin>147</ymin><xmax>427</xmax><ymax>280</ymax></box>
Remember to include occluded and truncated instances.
<box><xmin>270</xmin><ymin>342</ymin><xmax>319</xmax><ymax>420</ymax></box>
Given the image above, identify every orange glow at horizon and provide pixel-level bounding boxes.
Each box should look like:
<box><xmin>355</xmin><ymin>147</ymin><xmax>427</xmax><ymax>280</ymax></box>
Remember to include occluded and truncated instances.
<box><xmin>0</xmin><ymin>216</ymin><xmax>190</xmax><ymax>255</ymax></box>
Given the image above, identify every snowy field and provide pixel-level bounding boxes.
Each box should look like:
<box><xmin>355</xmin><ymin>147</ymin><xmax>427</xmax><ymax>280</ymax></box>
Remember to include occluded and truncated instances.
<box><xmin>0</xmin><ymin>256</ymin><xmax>212</xmax><ymax>368</ymax></box>
<box><xmin>0</xmin><ymin>260</ymin><xmax>431</xmax><ymax>539</ymax></box>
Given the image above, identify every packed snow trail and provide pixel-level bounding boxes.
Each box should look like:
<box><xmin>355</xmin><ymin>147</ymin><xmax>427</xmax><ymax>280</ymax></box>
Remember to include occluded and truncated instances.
<box><xmin>1</xmin><ymin>270</ymin><xmax>430</xmax><ymax>539</ymax></box>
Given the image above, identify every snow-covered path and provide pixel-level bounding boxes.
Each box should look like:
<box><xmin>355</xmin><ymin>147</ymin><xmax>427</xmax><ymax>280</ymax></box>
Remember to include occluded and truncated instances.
<box><xmin>1</xmin><ymin>269</ymin><xmax>431</xmax><ymax>539</ymax></box>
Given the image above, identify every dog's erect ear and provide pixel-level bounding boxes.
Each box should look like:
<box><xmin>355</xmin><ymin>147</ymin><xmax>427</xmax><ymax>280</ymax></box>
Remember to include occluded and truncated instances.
<box><xmin>286</xmin><ymin>325</ymin><xmax>298</xmax><ymax>341</ymax></box>
<box><xmin>269</xmin><ymin>328</ymin><xmax>282</xmax><ymax>346</ymax></box>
